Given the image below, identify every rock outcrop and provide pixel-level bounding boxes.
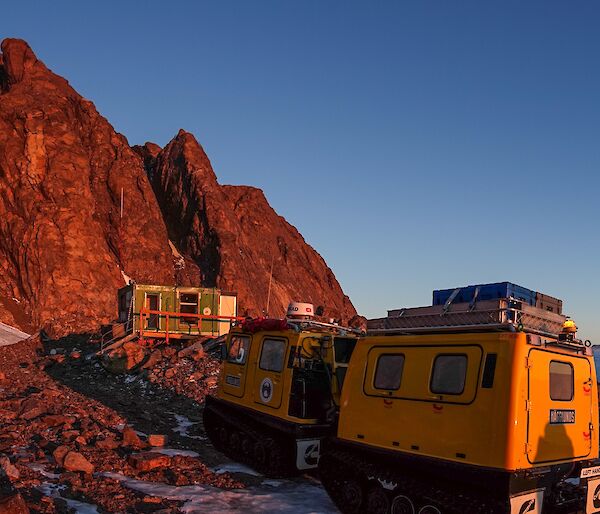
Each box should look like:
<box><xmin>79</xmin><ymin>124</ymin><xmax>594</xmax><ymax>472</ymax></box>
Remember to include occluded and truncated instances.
<box><xmin>138</xmin><ymin>131</ymin><xmax>356</xmax><ymax>321</ymax></box>
<box><xmin>0</xmin><ymin>38</ymin><xmax>356</xmax><ymax>335</ymax></box>
<box><xmin>0</xmin><ymin>39</ymin><xmax>175</xmax><ymax>336</ymax></box>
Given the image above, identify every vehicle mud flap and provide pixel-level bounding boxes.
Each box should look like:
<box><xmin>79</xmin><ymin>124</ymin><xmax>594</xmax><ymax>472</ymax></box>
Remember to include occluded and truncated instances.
<box><xmin>295</xmin><ymin>438</ymin><xmax>321</xmax><ymax>470</ymax></box>
<box><xmin>585</xmin><ymin>477</ymin><xmax>600</xmax><ymax>513</ymax></box>
<box><xmin>509</xmin><ymin>489</ymin><xmax>544</xmax><ymax>514</ymax></box>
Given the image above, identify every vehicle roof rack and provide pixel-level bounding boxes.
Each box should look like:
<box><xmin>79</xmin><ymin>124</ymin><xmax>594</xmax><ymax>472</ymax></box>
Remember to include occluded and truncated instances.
<box><xmin>368</xmin><ymin>298</ymin><xmax>569</xmax><ymax>340</ymax></box>
<box><xmin>286</xmin><ymin>319</ymin><xmax>363</xmax><ymax>336</ymax></box>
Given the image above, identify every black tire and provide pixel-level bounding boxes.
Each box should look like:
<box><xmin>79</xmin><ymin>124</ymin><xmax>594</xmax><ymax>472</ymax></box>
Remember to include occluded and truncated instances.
<box><xmin>342</xmin><ymin>476</ymin><xmax>365</xmax><ymax>514</ymax></box>
<box><xmin>418</xmin><ymin>506</ymin><xmax>441</xmax><ymax>514</ymax></box>
<box><xmin>391</xmin><ymin>495</ymin><xmax>416</xmax><ymax>514</ymax></box>
<box><xmin>319</xmin><ymin>453</ymin><xmax>365</xmax><ymax>514</ymax></box>
<box><xmin>366</xmin><ymin>484</ymin><xmax>391</xmax><ymax>514</ymax></box>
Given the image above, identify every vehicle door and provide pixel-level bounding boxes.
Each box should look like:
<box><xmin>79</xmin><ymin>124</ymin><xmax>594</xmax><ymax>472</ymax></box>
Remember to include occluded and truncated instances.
<box><xmin>222</xmin><ymin>334</ymin><xmax>252</xmax><ymax>398</ymax></box>
<box><xmin>253</xmin><ymin>336</ymin><xmax>288</xmax><ymax>409</ymax></box>
<box><xmin>527</xmin><ymin>349</ymin><xmax>593</xmax><ymax>463</ymax></box>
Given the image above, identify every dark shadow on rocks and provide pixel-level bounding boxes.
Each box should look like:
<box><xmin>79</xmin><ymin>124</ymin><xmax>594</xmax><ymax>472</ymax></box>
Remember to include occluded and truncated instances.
<box><xmin>41</xmin><ymin>332</ymin><xmax>243</xmax><ymax>473</ymax></box>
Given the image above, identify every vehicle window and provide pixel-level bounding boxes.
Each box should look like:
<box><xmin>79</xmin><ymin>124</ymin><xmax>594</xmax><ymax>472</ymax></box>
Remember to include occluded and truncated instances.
<box><xmin>374</xmin><ymin>354</ymin><xmax>405</xmax><ymax>390</ymax></box>
<box><xmin>550</xmin><ymin>361</ymin><xmax>574</xmax><ymax>401</ymax></box>
<box><xmin>481</xmin><ymin>353</ymin><xmax>497</xmax><ymax>388</ymax></box>
<box><xmin>334</xmin><ymin>338</ymin><xmax>358</xmax><ymax>364</ymax></box>
<box><xmin>431</xmin><ymin>354</ymin><xmax>468</xmax><ymax>395</ymax></box>
<box><xmin>227</xmin><ymin>335</ymin><xmax>250</xmax><ymax>365</ymax></box>
<box><xmin>259</xmin><ymin>338</ymin><xmax>287</xmax><ymax>372</ymax></box>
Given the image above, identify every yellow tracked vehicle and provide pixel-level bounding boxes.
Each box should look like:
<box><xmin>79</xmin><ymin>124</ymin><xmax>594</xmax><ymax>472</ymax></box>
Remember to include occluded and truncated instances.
<box><xmin>319</xmin><ymin>283</ymin><xmax>598</xmax><ymax>514</ymax></box>
<box><xmin>203</xmin><ymin>302</ymin><xmax>361</xmax><ymax>476</ymax></box>
<box><xmin>205</xmin><ymin>284</ymin><xmax>599</xmax><ymax>513</ymax></box>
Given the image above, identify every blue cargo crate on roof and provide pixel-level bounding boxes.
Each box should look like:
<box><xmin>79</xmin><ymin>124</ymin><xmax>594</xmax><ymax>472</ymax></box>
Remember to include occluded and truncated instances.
<box><xmin>432</xmin><ymin>282</ymin><xmax>537</xmax><ymax>306</ymax></box>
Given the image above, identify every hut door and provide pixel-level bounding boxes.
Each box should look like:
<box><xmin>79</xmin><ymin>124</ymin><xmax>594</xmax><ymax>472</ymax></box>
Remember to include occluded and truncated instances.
<box><xmin>145</xmin><ymin>294</ymin><xmax>160</xmax><ymax>330</ymax></box>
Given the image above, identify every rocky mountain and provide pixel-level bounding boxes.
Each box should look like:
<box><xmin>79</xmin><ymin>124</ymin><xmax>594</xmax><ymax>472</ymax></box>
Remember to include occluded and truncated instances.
<box><xmin>0</xmin><ymin>38</ymin><xmax>356</xmax><ymax>336</ymax></box>
<box><xmin>135</xmin><ymin>131</ymin><xmax>355</xmax><ymax>322</ymax></box>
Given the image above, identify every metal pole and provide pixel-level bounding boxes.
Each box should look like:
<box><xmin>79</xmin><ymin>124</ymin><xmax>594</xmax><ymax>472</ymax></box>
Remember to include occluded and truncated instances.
<box><xmin>266</xmin><ymin>254</ymin><xmax>274</xmax><ymax>316</ymax></box>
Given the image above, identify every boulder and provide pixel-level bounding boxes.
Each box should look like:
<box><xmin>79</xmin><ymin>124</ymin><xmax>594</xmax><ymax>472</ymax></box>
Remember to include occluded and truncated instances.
<box><xmin>52</xmin><ymin>445</ymin><xmax>70</xmax><ymax>466</ymax></box>
<box><xmin>0</xmin><ymin>493</ymin><xmax>29</xmax><ymax>514</ymax></box>
<box><xmin>63</xmin><ymin>451</ymin><xmax>94</xmax><ymax>474</ymax></box>
<box><xmin>102</xmin><ymin>342</ymin><xmax>146</xmax><ymax>374</ymax></box>
<box><xmin>122</xmin><ymin>427</ymin><xmax>144</xmax><ymax>449</ymax></box>
<box><xmin>141</xmin><ymin>349</ymin><xmax>162</xmax><ymax>370</ymax></box>
<box><xmin>95</xmin><ymin>437</ymin><xmax>119</xmax><ymax>450</ymax></box>
<box><xmin>19</xmin><ymin>398</ymin><xmax>47</xmax><ymax>420</ymax></box>
<box><xmin>0</xmin><ymin>457</ymin><xmax>19</xmax><ymax>481</ymax></box>
<box><xmin>147</xmin><ymin>434</ymin><xmax>168</xmax><ymax>447</ymax></box>
<box><xmin>127</xmin><ymin>452</ymin><xmax>170</xmax><ymax>472</ymax></box>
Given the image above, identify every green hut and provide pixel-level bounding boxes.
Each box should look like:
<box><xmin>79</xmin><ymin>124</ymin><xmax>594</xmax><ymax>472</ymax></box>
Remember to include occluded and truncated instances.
<box><xmin>117</xmin><ymin>284</ymin><xmax>238</xmax><ymax>340</ymax></box>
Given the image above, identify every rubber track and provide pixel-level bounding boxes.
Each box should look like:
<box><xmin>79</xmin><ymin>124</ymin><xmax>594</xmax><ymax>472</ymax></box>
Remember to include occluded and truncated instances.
<box><xmin>203</xmin><ymin>404</ymin><xmax>297</xmax><ymax>478</ymax></box>
<box><xmin>319</xmin><ymin>443</ymin><xmax>508</xmax><ymax>514</ymax></box>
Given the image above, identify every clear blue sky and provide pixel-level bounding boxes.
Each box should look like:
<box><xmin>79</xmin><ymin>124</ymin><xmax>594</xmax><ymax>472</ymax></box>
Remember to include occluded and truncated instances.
<box><xmin>2</xmin><ymin>2</ymin><xmax>599</xmax><ymax>340</ymax></box>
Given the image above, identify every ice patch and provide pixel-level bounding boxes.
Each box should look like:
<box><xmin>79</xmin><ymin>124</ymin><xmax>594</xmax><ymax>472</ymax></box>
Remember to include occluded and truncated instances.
<box><xmin>39</xmin><ymin>483</ymin><xmax>100</xmax><ymax>514</ymax></box>
<box><xmin>0</xmin><ymin>321</ymin><xmax>30</xmax><ymax>347</ymax></box>
<box><xmin>27</xmin><ymin>463</ymin><xmax>61</xmax><ymax>479</ymax></box>
<box><xmin>154</xmin><ymin>448</ymin><xmax>200</xmax><ymax>458</ymax></box>
<box><xmin>172</xmin><ymin>414</ymin><xmax>205</xmax><ymax>440</ymax></box>
<box><xmin>262</xmin><ymin>479</ymin><xmax>284</xmax><ymax>487</ymax></box>
<box><xmin>212</xmin><ymin>463</ymin><xmax>262</xmax><ymax>477</ymax></box>
<box><xmin>101</xmin><ymin>472</ymin><xmax>338</xmax><ymax>513</ymax></box>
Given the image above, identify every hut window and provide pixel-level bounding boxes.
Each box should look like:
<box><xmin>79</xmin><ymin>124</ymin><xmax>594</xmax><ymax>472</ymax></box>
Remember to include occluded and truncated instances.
<box><xmin>180</xmin><ymin>293</ymin><xmax>199</xmax><ymax>314</ymax></box>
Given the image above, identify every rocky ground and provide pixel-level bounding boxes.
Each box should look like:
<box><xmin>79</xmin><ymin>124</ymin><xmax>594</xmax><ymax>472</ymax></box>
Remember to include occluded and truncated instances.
<box><xmin>0</xmin><ymin>335</ymin><xmax>244</xmax><ymax>513</ymax></box>
<box><xmin>0</xmin><ymin>334</ymin><xmax>338</xmax><ymax>514</ymax></box>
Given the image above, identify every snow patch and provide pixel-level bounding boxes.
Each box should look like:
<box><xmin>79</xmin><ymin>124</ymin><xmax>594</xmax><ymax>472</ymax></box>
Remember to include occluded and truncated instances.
<box><xmin>154</xmin><ymin>448</ymin><xmax>200</xmax><ymax>458</ymax></box>
<box><xmin>172</xmin><ymin>414</ymin><xmax>205</xmax><ymax>440</ymax></box>
<box><xmin>27</xmin><ymin>463</ymin><xmax>61</xmax><ymax>479</ymax></box>
<box><xmin>39</xmin><ymin>483</ymin><xmax>100</xmax><ymax>514</ymax></box>
<box><xmin>211</xmin><ymin>463</ymin><xmax>262</xmax><ymax>477</ymax></box>
<box><xmin>0</xmin><ymin>321</ymin><xmax>30</xmax><ymax>347</ymax></box>
<box><xmin>100</xmin><ymin>472</ymin><xmax>338</xmax><ymax>513</ymax></box>
<box><xmin>262</xmin><ymin>479</ymin><xmax>284</xmax><ymax>487</ymax></box>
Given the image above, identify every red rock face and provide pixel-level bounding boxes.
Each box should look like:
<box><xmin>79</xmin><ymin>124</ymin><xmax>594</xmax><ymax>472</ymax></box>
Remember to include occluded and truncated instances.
<box><xmin>0</xmin><ymin>38</ymin><xmax>356</xmax><ymax>334</ymax></box>
<box><xmin>139</xmin><ymin>131</ymin><xmax>356</xmax><ymax>322</ymax></box>
<box><xmin>0</xmin><ymin>39</ymin><xmax>174</xmax><ymax>336</ymax></box>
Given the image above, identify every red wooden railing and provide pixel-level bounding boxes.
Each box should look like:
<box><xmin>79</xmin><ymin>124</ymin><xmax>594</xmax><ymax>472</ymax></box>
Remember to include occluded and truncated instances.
<box><xmin>138</xmin><ymin>308</ymin><xmax>245</xmax><ymax>343</ymax></box>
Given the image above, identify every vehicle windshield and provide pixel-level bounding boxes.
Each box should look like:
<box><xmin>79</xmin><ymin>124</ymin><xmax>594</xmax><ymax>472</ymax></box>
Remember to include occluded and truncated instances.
<box><xmin>334</xmin><ymin>337</ymin><xmax>357</xmax><ymax>364</ymax></box>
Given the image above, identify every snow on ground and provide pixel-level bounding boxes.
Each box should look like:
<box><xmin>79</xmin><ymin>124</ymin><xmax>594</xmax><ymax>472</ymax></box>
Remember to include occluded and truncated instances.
<box><xmin>101</xmin><ymin>472</ymin><xmax>339</xmax><ymax>514</ymax></box>
<box><xmin>172</xmin><ymin>413</ymin><xmax>205</xmax><ymax>440</ymax></box>
<box><xmin>39</xmin><ymin>483</ymin><xmax>100</xmax><ymax>514</ymax></box>
<box><xmin>211</xmin><ymin>463</ymin><xmax>262</xmax><ymax>477</ymax></box>
<box><xmin>27</xmin><ymin>463</ymin><xmax>61</xmax><ymax>479</ymax></box>
<box><xmin>0</xmin><ymin>321</ymin><xmax>29</xmax><ymax>347</ymax></box>
<box><xmin>154</xmin><ymin>448</ymin><xmax>200</xmax><ymax>458</ymax></box>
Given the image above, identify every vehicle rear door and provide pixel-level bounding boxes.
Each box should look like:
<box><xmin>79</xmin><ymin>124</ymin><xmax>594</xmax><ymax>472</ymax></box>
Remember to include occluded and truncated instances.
<box><xmin>527</xmin><ymin>349</ymin><xmax>593</xmax><ymax>464</ymax></box>
<box><xmin>253</xmin><ymin>336</ymin><xmax>288</xmax><ymax>409</ymax></box>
